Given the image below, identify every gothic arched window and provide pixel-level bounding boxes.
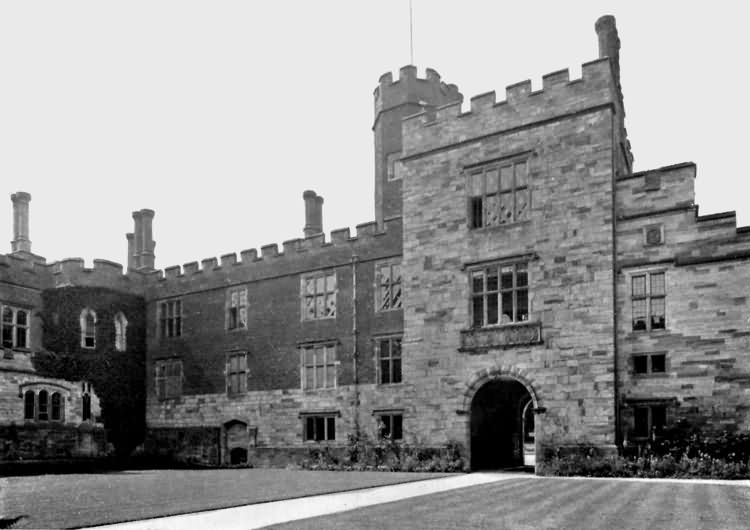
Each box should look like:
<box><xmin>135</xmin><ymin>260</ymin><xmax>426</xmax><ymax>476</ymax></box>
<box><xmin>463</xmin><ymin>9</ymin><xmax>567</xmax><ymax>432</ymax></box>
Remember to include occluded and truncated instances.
<box><xmin>24</xmin><ymin>390</ymin><xmax>35</xmax><ymax>420</ymax></box>
<box><xmin>114</xmin><ymin>312</ymin><xmax>128</xmax><ymax>352</ymax></box>
<box><xmin>80</xmin><ymin>308</ymin><xmax>97</xmax><ymax>349</ymax></box>
<box><xmin>38</xmin><ymin>389</ymin><xmax>49</xmax><ymax>421</ymax></box>
<box><xmin>51</xmin><ymin>392</ymin><xmax>63</xmax><ymax>421</ymax></box>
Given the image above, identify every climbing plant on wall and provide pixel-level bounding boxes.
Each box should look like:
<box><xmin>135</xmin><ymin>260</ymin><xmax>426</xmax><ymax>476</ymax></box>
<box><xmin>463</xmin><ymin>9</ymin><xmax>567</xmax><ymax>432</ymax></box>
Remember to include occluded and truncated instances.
<box><xmin>34</xmin><ymin>286</ymin><xmax>146</xmax><ymax>456</ymax></box>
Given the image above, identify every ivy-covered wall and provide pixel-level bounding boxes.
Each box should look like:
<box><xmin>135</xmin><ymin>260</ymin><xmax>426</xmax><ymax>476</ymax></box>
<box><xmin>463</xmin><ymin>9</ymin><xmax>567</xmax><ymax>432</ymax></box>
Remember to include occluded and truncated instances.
<box><xmin>34</xmin><ymin>286</ymin><xmax>146</xmax><ymax>455</ymax></box>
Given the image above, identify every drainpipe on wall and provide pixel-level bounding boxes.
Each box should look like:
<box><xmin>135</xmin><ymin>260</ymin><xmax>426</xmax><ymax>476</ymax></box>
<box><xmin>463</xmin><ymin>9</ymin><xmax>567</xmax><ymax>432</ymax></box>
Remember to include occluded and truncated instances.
<box><xmin>351</xmin><ymin>254</ymin><xmax>360</xmax><ymax>437</ymax></box>
<box><xmin>611</xmin><ymin>108</ymin><xmax>621</xmax><ymax>450</ymax></box>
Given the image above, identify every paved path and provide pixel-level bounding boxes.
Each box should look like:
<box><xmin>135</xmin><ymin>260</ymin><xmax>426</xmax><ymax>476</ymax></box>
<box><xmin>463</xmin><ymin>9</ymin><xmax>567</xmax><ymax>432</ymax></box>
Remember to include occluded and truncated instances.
<box><xmin>84</xmin><ymin>472</ymin><xmax>521</xmax><ymax>530</ymax></box>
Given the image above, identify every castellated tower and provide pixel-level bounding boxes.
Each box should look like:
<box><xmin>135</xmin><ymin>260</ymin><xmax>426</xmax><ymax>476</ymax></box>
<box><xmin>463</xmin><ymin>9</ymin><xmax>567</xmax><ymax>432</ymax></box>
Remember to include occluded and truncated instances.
<box><xmin>373</xmin><ymin>66</ymin><xmax>462</xmax><ymax>228</ymax></box>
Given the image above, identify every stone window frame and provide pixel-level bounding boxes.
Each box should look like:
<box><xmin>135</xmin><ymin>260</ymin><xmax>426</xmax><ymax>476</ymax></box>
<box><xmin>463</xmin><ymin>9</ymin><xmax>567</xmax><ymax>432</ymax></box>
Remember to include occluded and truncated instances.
<box><xmin>226</xmin><ymin>287</ymin><xmax>248</xmax><ymax>331</ymax></box>
<box><xmin>375</xmin><ymin>259</ymin><xmax>403</xmax><ymax>312</ymax></box>
<box><xmin>299</xmin><ymin>342</ymin><xmax>339</xmax><ymax>391</ymax></box>
<box><xmin>374</xmin><ymin>335</ymin><xmax>402</xmax><ymax>385</ymax></box>
<box><xmin>466</xmin><ymin>155</ymin><xmax>530</xmax><ymax>230</ymax></box>
<box><xmin>80</xmin><ymin>308</ymin><xmax>97</xmax><ymax>349</ymax></box>
<box><xmin>155</xmin><ymin>358</ymin><xmax>183</xmax><ymax>401</ymax></box>
<box><xmin>21</xmin><ymin>385</ymin><xmax>66</xmax><ymax>423</ymax></box>
<box><xmin>300</xmin><ymin>411</ymin><xmax>339</xmax><ymax>442</ymax></box>
<box><xmin>226</xmin><ymin>351</ymin><xmax>248</xmax><ymax>395</ymax></box>
<box><xmin>632</xmin><ymin>352</ymin><xmax>667</xmax><ymax>376</ymax></box>
<box><xmin>468</xmin><ymin>260</ymin><xmax>530</xmax><ymax>328</ymax></box>
<box><xmin>373</xmin><ymin>409</ymin><xmax>404</xmax><ymax>440</ymax></box>
<box><xmin>114</xmin><ymin>311</ymin><xmax>128</xmax><ymax>352</ymax></box>
<box><xmin>300</xmin><ymin>271</ymin><xmax>337</xmax><ymax>321</ymax></box>
<box><xmin>158</xmin><ymin>299</ymin><xmax>183</xmax><ymax>339</ymax></box>
<box><xmin>1</xmin><ymin>303</ymin><xmax>30</xmax><ymax>350</ymax></box>
<box><xmin>629</xmin><ymin>401</ymin><xmax>669</xmax><ymax>440</ymax></box>
<box><xmin>630</xmin><ymin>269</ymin><xmax>666</xmax><ymax>332</ymax></box>
<box><xmin>386</xmin><ymin>151</ymin><xmax>402</xmax><ymax>181</ymax></box>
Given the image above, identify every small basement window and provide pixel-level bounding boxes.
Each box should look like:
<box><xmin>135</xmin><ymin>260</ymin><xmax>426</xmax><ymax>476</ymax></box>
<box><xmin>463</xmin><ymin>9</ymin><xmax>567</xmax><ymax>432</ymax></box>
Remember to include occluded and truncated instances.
<box><xmin>633</xmin><ymin>353</ymin><xmax>666</xmax><ymax>375</ymax></box>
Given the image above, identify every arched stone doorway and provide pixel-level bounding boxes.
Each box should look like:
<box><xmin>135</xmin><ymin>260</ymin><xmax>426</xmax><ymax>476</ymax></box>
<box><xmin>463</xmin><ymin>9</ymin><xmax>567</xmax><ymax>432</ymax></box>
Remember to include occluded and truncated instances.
<box><xmin>470</xmin><ymin>377</ymin><xmax>536</xmax><ymax>470</ymax></box>
<box><xmin>224</xmin><ymin>419</ymin><xmax>249</xmax><ymax>465</ymax></box>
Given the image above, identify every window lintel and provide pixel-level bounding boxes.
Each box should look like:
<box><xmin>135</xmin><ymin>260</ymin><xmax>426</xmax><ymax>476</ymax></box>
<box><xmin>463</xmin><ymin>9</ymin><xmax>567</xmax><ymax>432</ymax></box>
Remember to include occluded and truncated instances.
<box><xmin>372</xmin><ymin>408</ymin><xmax>404</xmax><ymax>416</ymax></box>
<box><xmin>298</xmin><ymin>410</ymin><xmax>341</xmax><ymax>418</ymax></box>
<box><xmin>462</xmin><ymin>253</ymin><xmax>538</xmax><ymax>271</ymax></box>
<box><xmin>461</xmin><ymin>150</ymin><xmax>533</xmax><ymax>171</ymax></box>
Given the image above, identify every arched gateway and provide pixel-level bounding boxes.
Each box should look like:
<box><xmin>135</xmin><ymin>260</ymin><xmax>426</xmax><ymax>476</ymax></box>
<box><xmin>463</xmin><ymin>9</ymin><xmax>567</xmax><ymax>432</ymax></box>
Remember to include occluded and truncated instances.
<box><xmin>464</xmin><ymin>371</ymin><xmax>539</xmax><ymax>470</ymax></box>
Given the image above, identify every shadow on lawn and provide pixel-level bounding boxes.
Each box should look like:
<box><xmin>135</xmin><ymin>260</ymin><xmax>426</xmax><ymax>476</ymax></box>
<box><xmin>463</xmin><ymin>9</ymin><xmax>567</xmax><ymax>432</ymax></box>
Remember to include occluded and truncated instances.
<box><xmin>1</xmin><ymin>455</ymin><xmax>222</xmax><ymax>477</ymax></box>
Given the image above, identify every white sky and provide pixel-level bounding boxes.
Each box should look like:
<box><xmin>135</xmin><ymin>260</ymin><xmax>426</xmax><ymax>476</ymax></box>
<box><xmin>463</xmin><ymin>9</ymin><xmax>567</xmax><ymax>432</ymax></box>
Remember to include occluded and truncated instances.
<box><xmin>1</xmin><ymin>1</ymin><xmax>748</xmax><ymax>270</ymax></box>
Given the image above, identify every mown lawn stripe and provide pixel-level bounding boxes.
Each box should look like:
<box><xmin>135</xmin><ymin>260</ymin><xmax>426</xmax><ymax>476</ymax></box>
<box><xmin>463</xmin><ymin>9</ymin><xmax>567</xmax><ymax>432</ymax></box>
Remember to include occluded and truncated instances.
<box><xmin>536</xmin><ymin>478</ymin><xmax>621</xmax><ymax>529</ymax></box>
<box><xmin>498</xmin><ymin>478</ymin><xmax>596</xmax><ymax>527</ymax></box>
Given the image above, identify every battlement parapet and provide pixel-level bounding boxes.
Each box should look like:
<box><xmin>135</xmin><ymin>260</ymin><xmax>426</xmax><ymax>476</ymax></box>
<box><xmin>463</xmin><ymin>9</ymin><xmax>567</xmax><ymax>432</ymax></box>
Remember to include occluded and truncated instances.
<box><xmin>145</xmin><ymin>217</ymin><xmax>403</xmax><ymax>298</ymax></box>
<box><xmin>374</xmin><ymin>65</ymin><xmax>462</xmax><ymax>118</ymax></box>
<box><xmin>45</xmin><ymin>257</ymin><xmax>145</xmax><ymax>294</ymax></box>
<box><xmin>402</xmin><ymin>58</ymin><xmax>616</xmax><ymax>157</ymax></box>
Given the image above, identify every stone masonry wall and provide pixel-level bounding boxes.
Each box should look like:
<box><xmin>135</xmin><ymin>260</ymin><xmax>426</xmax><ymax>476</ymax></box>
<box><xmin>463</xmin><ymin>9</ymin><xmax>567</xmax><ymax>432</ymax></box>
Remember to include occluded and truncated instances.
<box><xmin>400</xmin><ymin>55</ymin><xmax>621</xmax><ymax>461</ymax></box>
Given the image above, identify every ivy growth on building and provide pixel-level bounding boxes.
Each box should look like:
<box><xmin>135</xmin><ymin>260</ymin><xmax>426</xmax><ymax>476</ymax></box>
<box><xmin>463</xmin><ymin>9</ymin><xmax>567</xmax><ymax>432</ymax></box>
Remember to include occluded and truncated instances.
<box><xmin>34</xmin><ymin>286</ymin><xmax>146</xmax><ymax>456</ymax></box>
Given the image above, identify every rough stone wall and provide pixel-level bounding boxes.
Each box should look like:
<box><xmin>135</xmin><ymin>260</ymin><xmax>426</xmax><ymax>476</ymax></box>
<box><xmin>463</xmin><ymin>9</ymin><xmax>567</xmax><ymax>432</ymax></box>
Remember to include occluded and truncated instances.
<box><xmin>399</xmin><ymin>59</ymin><xmax>621</xmax><ymax>459</ymax></box>
<box><xmin>616</xmin><ymin>165</ymin><xmax>750</xmax><ymax>440</ymax></box>
<box><xmin>0</xmin><ymin>362</ymin><xmax>106</xmax><ymax>460</ymax></box>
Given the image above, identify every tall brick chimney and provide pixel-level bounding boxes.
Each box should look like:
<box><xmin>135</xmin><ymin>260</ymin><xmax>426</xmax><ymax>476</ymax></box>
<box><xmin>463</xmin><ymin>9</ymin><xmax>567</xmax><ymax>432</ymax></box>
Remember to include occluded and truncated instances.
<box><xmin>11</xmin><ymin>191</ymin><xmax>32</xmax><ymax>254</ymax></box>
<box><xmin>303</xmin><ymin>190</ymin><xmax>324</xmax><ymax>238</ymax></box>
<box><xmin>130</xmin><ymin>209</ymin><xmax>156</xmax><ymax>270</ymax></box>
<box><xmin>595</xmin><ymin>15</ymin><xmax>621</xmax><ymax>88</ymax></box>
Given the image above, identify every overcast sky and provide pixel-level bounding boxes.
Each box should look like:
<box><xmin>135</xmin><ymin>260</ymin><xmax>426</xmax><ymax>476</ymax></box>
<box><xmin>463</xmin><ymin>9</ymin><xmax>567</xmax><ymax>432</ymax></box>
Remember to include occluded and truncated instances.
<box><xmin>1</xmin><ymin>1</ymin><xmax>748</xmax><ymax>270</ymax></box>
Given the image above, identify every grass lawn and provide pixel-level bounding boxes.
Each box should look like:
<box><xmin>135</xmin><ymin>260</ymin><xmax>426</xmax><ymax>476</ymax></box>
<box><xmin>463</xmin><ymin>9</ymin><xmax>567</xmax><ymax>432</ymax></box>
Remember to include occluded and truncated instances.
<box><xmin>267</xmin><ymin>476</ymin><xmax>750</xmax><ymax>530</ymax></box>
<box><xmin>0</xmin><ymin>468</ymin><xmax>449</xmax><ymax>529</ymax></box>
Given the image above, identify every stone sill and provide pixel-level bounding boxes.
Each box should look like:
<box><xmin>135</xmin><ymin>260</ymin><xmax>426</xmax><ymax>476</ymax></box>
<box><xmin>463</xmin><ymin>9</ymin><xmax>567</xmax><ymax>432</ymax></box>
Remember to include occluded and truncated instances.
<box><xmin>468</xmin><ymin>219</ymin><xmax>532</xmax><ymax>235</ymax></box>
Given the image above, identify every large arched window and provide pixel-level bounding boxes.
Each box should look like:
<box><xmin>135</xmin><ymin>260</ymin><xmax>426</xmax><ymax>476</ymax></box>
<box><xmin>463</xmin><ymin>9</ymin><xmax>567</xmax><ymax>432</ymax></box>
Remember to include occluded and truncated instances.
<box><xmin>51</xmin><ymin>392</ymin><xmax>64</xmax><ymax>421</ymax></box>
<box><xmin>114</xmin><ymin>311</ymin><xmax>128</xmax><ymax>352</ymax></box>
<box><xmin>24</xmin><ymin>390</ymin><xmax>35</xmax><ymax>420</ymax></box>
<box><xmin>80</xmin><ymin>308</ymin><xmax>97</xmax><ymax>349</ymax></box>
<box><xmin>38</xmin><ymin>389</ymin><xmax>49</xmax><ymax>421</ymax></box>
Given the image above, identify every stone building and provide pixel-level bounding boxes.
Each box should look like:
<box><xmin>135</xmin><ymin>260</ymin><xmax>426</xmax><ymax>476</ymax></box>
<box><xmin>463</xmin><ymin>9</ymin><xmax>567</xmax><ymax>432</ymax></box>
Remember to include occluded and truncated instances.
<box><xmin>3</xmin><ymin>16</ymin><xmax>750</xmax><ymax>470</ymax></box>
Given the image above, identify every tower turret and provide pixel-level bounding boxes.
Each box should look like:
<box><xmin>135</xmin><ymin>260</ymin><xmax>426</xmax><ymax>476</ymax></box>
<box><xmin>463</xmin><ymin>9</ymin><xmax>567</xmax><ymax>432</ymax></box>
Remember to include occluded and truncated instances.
<box><xmin>373</xmin><ymin>66</ymin><xmax>462</xmax><ymax>228</ymax></box>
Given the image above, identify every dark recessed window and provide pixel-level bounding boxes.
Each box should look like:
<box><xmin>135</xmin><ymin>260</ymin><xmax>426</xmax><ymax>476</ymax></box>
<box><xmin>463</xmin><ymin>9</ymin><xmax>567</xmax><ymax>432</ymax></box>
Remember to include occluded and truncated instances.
<box><xmin>633</xmin><ymin>353</ymin><xmax>666</xmax><ymax>375</ymax></box>
<box><xmin>633</xmin><ymin>404</ymin><xmax>667</xmax><ymax>438</ymax></box>
<box><xmin>304</xmin><ymin>415</ymin><xmax>336</xmax><ymax>441</ymax></box>
<box><xmin>377</xmin><ymin>413</ymin><xmax>403</xmax><ymax>440</ymax></box>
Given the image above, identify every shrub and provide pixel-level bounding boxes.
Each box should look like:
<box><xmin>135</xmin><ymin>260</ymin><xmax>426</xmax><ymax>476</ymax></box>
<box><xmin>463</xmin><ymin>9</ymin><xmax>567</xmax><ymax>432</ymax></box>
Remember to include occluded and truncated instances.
<box><xmin>540</xmin><ymin>449</ymin><xmax>750</xmax><ymax>480</ymax></box>
<box><xmin>300</xmin><ymin>433</ymin><xmax>468</xmax><ymax>473</ymax></box>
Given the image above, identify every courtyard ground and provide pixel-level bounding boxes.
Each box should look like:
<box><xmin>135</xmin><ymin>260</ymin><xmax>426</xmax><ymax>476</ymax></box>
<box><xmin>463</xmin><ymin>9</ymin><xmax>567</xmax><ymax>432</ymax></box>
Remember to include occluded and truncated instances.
<box><xmin>0</xmin><ymin>468</ymin><xmax>448</xmax><ymax>529</ymax></box>
<box><xmin>267</xmin><ymin>475</ymin><xmax>750</xmax><ymax>530</ymax></box>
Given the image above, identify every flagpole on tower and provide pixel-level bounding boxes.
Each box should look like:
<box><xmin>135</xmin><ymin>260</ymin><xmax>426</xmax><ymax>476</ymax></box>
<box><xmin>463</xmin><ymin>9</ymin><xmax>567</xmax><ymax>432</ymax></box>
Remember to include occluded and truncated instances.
<box><xmin>409</xmin><ymin>0</ymin><xmax>414</xmax><ymax>65</ymax></box>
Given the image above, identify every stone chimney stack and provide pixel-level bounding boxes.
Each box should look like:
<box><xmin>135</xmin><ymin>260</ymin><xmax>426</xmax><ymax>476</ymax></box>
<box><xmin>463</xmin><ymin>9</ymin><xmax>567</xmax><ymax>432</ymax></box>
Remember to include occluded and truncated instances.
<box><xmin>126</xmin><ymin>232</ymin><xmax>136</xmax><ymax>270</ymax></box>
<box><xmin>131</xmin><ymin>211</ymin><xmax>143</xmax><ymax>269</ymax></box>
<box><xmin>11</xmin><ymin>191</ymin><xmax>32</xmax><ymax>254</ymax></box>
<box><xmin>303</xmin><ymin>190</ymin><xmax>324</xmax><ymax>238</ymax></box>
<box><xmin>595</xmin><ymin>15</ymin><xmax>621</xmax><ymax>88</ymax></box>
<box><xmin>130</xmin><ymin>209</ymin><xmax>156</xmax><ymax>270</ymax></box>
<box><xmin>139</xmin><ymin>209</ymin><xmax>156</xmax><ymax>270</ymax></box>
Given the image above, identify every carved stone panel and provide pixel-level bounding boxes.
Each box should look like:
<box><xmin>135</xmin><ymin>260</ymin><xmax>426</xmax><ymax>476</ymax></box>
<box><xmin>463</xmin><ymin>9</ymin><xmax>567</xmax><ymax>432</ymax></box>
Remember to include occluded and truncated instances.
<box><xmin>459</xmin><ymin>322</ymin><xmax>542</xmax><ymax>352</ymax></box>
